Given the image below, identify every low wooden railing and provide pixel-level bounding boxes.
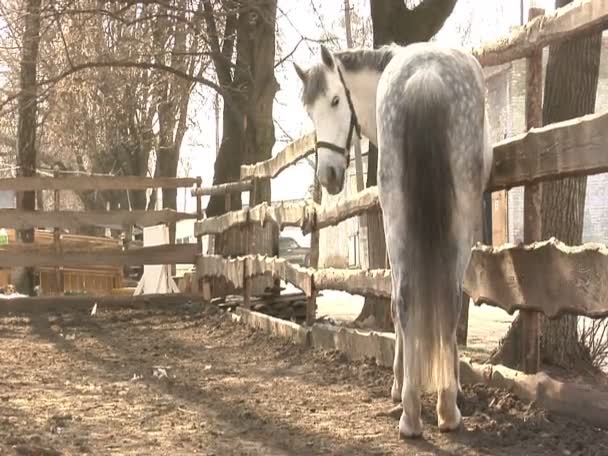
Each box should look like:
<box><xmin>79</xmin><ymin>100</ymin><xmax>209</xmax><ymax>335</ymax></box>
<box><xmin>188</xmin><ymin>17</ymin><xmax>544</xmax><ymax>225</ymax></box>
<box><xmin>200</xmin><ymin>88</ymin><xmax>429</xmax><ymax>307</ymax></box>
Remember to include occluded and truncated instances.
<box><xmin>0</xmin><ymin>174</ymin><xmax>201</xmax><ymax>294</ymax></box>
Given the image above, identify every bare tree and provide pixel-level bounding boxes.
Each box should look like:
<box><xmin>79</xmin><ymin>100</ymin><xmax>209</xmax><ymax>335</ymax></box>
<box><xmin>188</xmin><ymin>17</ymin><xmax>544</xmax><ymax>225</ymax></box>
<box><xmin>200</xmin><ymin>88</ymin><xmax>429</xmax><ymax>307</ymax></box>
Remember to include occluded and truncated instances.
<box><xmin>14</xmin><ymin>0</ymin><xmax>42</xmax><ymax>294</ymax></box>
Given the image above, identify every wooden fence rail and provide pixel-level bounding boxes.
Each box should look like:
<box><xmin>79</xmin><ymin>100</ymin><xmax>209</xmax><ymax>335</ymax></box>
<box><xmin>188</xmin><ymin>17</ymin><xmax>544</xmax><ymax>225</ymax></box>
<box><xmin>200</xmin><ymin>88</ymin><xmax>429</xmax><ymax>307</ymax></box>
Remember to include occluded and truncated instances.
<box><xmin>196</xmin><ymin>241</ymin><xmax>608</xmax><ymax>325</ymax></box>
<box><xmin>0</xmin><ymin>208</ymin><xmax>197</xmax><ymax>230</ymax></box>
<box><xmin>0</xmin><ymin>176</ymin><xmax>196</xmax><ymax>191</ymax></box>
<box><xmin>465</xmin><ymin>239</ymin><xmax>608</xmax><ymax>320</ymax></box>
<box><xmin>472</xmin><ymin>0</ymin><xmax>608</xmax><ymax>67</ymax></box>
<box><xmin>0</xmin><ymin>243</ymin><xmax>198</xmax><ymax>268</ymax></box>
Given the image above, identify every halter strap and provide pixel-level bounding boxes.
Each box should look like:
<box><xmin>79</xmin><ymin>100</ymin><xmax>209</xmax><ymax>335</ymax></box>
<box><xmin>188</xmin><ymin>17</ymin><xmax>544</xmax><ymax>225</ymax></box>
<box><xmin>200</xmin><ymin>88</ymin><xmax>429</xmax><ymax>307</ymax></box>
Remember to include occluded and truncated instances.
<box><xmin>315</xmin><ymin>65</ymin><xmax>362</xmax><ymax>169</ymax></box>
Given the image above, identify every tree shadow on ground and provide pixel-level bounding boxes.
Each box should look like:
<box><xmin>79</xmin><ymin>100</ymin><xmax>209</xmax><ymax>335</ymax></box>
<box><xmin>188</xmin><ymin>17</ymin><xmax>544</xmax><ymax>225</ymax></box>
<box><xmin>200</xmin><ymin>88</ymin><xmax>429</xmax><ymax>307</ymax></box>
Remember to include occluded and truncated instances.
<box><xmin>18</xmin><ymin>304</ymin><xmax>603</xmax><ymax>456</ymax></box>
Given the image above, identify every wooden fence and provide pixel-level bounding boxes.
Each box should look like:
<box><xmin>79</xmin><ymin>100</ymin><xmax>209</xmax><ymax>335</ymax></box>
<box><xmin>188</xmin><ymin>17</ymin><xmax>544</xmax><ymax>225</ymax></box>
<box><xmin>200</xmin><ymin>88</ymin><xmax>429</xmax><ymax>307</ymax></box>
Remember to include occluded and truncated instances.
<box><xmin>191</xmin><ymin>0</ymin><xmax>608</xmax><ymax>375</ymax></box>
<box><xmin>0</xmin><ymin>173</ymin><xmax>201</xmax><ymax>294</ymax></box>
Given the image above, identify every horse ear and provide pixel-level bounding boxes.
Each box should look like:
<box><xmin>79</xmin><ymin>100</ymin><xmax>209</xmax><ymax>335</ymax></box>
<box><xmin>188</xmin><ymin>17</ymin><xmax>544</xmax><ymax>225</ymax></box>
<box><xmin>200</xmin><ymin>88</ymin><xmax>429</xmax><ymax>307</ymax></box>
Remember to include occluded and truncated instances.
<box><xmin>293</xmin><ymin>62</ymin><xmax>307</xmax><ymax>82</ymax></box>
<box><xmin>320</xmin><ymin>44</ymin><xmax>334</xmax><ymax>70</ymax></box>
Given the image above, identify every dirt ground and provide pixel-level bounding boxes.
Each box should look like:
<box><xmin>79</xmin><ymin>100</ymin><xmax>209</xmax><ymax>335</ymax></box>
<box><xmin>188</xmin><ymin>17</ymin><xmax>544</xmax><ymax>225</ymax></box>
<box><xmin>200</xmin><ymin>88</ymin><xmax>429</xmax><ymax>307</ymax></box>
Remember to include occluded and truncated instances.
<box><xmin>1</xmin><ymin>302</ymin><xmax>607</xmax><ymax>456</ymax></box>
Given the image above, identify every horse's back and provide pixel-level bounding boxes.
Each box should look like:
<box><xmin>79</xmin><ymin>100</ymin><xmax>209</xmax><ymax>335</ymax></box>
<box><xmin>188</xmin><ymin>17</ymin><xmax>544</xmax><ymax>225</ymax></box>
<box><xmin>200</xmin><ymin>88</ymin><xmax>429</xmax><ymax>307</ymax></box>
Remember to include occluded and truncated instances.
<box><xmin>377</xmin><ymin>42</ymin><xmax>487</xmax><ymax>241</ymax></box>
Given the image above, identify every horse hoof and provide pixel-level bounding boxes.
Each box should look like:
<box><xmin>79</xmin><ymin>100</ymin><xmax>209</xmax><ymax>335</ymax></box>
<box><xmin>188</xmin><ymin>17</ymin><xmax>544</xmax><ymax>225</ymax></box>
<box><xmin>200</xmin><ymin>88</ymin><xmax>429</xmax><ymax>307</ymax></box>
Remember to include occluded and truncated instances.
<box><xmin>438</xmin><ymin>407</ymin><xmax>462</xmax><ymax>433</ymax></box>
<box><xmin>399</xmin><ymin>413</ymin><xmax>423</xmax><ymax>439</ymax></box>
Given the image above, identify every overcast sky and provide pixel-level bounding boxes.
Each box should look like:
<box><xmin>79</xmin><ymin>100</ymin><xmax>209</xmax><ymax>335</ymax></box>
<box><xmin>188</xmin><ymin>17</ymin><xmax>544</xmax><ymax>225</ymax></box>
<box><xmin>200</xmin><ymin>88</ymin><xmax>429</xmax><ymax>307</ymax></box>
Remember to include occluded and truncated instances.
<box><xmin>177</xmin><ymin>0</ymin><xmax>558</xmax><ymax>212</ymax></box>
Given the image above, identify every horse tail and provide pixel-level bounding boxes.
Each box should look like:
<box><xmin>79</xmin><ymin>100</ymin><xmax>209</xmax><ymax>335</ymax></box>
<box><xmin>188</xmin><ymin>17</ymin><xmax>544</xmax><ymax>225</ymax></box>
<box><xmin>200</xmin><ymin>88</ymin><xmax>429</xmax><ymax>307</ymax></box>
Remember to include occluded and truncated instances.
<box><xmin>400</xmin><ymin>68</ymin><xmax>458</xmax><ymax>393</ymax></box>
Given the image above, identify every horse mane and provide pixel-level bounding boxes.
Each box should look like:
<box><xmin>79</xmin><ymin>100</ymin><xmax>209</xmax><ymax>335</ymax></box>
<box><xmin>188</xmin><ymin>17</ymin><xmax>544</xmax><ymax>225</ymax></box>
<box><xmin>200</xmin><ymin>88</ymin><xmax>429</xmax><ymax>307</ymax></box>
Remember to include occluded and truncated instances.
<box><xmin>300</xmin><ymin>45</ymin><xmax>398</xmax><ymax>106</ymax></box>
<box><xmin>335</xmin><ymin>45</ymin><xmax>397</xmax><ymax>73</ymax></box>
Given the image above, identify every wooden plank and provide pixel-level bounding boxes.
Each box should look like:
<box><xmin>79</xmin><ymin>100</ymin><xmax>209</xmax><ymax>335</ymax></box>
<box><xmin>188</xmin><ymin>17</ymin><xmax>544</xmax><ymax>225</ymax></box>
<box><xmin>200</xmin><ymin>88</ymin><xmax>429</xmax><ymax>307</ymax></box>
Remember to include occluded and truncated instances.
<box><xmin>521</xmin><ymin>8</ymin><xmax>543</xmax><ymax>376</ymax></box>
<box><xmin>240</xmin><ymin>133</ymin><xmax>315</xmax><ymax>180</ymax></box>
<box><xmin>191</xmin><ymin>180</ymin><xmax>253</xmax><ymax>197</ymax></box>
<box><xmin>53</xmin><ymin>166</ymin><xmax>63</xmax><ymax>295</ymax></box>
<box><xmin>464</xmin><ymin>238</ymin><xmax>608</xmax><ymax>320</ymax></box>
<box><xmin>315</xmin><ymin>186</ymin><xmax>379</xmax><ymax>230</ymax></box>
<box><xmin>194</xmin><ymin>201</ymin><xmax>314</xmax><ymax>236</ymax></box>
<box><xmin>0</xmin><ymin>208</ymin><xmax>196</xmax><ymax>230</ymax></box>
<box><xmin>0</xmin><ymin>244</ymin><xmax>197</xmax><ymax>268</ymax></box>
<box><xmin>0</xmin><ymin>176</ymin><xmax>196</xmax><ymax>192</ymax></box>
<box><xmin>473</xmin><ymin>0</ymin><xmax>608</xmax><ymax>67</ymax></box>
<box><xmin>313</xmin><ymin>268</ymin><xmax>391</xmax><ymax>299</ymax></box>
<box><xmin>0</xmin><ymin>293</ymin><xmax>204</xmax><ymax>314</ymax></box>
<box><xmin>245</xmin><ymin>255</ymin><xmax>313</xmax><ymax>297</ymax></box>
<box><xmin>196</xmin><ymin>255</ymin><xmax>245</xmax><ymax>290</ymax></box>
<box><xmin>195</xmin><ymin>188</ymin><xmax>380</xmax><ymax>237</ymax></box>
<box><xmin>489</xmin><ymin>109</ymin><xmax>608</xmax><ymax>191</ymax></box>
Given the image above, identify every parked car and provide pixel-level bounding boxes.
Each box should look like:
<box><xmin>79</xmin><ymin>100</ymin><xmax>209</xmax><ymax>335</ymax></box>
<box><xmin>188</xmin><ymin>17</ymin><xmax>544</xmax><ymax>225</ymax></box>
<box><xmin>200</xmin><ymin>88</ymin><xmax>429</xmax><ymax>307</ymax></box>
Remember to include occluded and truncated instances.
<box><xmin>279</xmin><ymin>236</ymin><xmax>310</xmax><ymax>267</ymax></box>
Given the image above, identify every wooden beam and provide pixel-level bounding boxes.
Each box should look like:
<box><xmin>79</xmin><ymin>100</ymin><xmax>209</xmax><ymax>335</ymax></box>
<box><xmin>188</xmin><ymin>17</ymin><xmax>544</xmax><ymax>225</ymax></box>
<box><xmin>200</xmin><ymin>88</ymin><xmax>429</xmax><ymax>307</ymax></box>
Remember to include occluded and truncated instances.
<box><xmin>190</xmin><ymin>180</ymin><xmax>253</xmax><ymax>197</ymax></box>
<box><xmin>464</xmin><ymin>238</ymin><xmax>608</xmax><ymax>320</ymax></box>
<box><xmin>0</xmin><ymin>176</ymin><xmax>196</xmax><ymax>192</ymax></box>
<box><xmin>195</xmin><ymin>189</ymin><xmax>381</xmax><ymax>237</ymax></box>
<box><xmin>194</xmin><ymin>201</ymin><xmax>314</xmax><ymax>236</ymax></box>
<box><xmin>245</xmin><ymin>255</ymin><xmax>313</xmax><ymax>296</ymax></box>
<box><xmin>196</xmin><ymin>255</ymin><xmax>245</xmax><ymax>290</ymax></box>
<box><xmin>240</xmin><ymin>133</ymin><xmax>315</xmax><ymax>181</ymax></box>
<box><xmin>0</xmin><ymin>208</ymin><xmax>196</xmax><ymax>230</ymax></box>
<box><xmin>315</xmin><ymin>187</ymin><xmax>379</xmax><ymax>231</ymax></box>
<box><xmin>0</xmin><ymin>243</ymin><xmax>197</xmax><ymax>268</ymax></box>
<box><xmin>313</xmin><ymin>268</ymin><xmax>391</xmax><ymax>299</ymax></box>
<box><xmin>473</xmin><ymin>0</ymin><xmax>608</xmax><ymax>67</ymax></box>
<box><xmin>488</xmin><ymin>109</ymin><xmax>608</xmax><ymax>191</ymax></box>
<box><xmin>0</xmin><ymin>293</ymin><xmax>204</xmax><ymax>314</ymax></box>
<box><xmin>521</xmin><ymin>7</ymin><xmax>543</xmax><ymax>376</ymax></box>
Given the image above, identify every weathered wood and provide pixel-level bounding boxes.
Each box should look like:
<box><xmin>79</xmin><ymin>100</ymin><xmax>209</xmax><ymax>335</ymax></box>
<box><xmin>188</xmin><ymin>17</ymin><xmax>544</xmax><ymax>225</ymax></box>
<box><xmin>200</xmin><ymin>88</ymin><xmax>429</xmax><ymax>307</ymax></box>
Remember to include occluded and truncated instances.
<box><xmin>306</xmin><ymin>289</ymin><xmax>318</xmax><ymax>326</ymax></box>
<box><xmin>313</xmin><ymin>268</ymin><xmax>391</xmax><ymax>299</ymax></box>
<box><xmin>240</xmin><ymin>133</ymin><xmax>315</xmax><ymax>180</ymax></box>
<box><xmin>194</xmin><ymin>201</ymin><xmax>315</xmax><ymax>236</ymax></box>
<box><xmin>0</xmin><ymin>208</ymin><xmax>196</xmax><ymax>230</ymax></box>
<box><xmin>191</xmin><ymin>180</ymin><xmax>253</xmax><ymax>197</ymax></box>
<box><xmin>193</xmin><ymin>177</ymin><xmax>203</xmax><ymax>295</ymax></box>
<box><xmin>53</xmin><ymin>167</ymin><xmax>63</xmax><ymax>295</ymax></box>
<box><xmin>245</xmin><ymin>255</ymin><xmax>313</xmax><ymax>297</ymax></box>
<box><xmin>315</xmin><ymin>187</ymin><xmax>379</xmax><ymax>231</ymax></box>
<box><xmin>473</xmin><ymin>0</ymin><xmax>608</xmax><ymax>67</ymax></box>
<box><xmin>464</xmin><ymin>238</ymin><xmax>608</xmax><ymax>319</ymax></box>
<box><xmin>521</xmin><ymin>8</ymin><xmax>543</xmax><ymax>375</ymax></box>
<box><xmin>196</xmin><ymin>255</ymin><xmax>245</xmax><ymax>290</ymax></box>
<box><xmin>0</xmin><ymin>243</ymin><xmax>198</xmax><ymax>268</ymax></box>
<box><xmin>0</xmin><ymin>293</ymin><xmax>204</xmax><ymax>314</ymax></box>
<box><xmin>489</xmin><ymin>109</ymin><xmax>608</xmax><ymax>191</ymax></box>
<box><xmin>195</xmin><ymin>208</ymin><xmax>250</xmax><ymax>236</ymax></box>
<box><xmin>0</xmin><ymin>176</ymin><xmax>196</xmax><ymax>192</ymax></box>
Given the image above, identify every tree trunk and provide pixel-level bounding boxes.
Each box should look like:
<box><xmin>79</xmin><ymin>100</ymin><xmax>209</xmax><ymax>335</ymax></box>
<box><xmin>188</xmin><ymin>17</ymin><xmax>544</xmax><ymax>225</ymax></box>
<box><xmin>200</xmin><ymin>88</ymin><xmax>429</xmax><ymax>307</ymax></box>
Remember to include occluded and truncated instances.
<box><xmin>206</xmin><ymin>0</ymin><xmax>277</xmax><ymax>217</ymax></box>
<box><xmin>492</xmin><ymin>0</ymin><xmax>601</xmax><ymax>369</ymax></box>
<box><xmin>15</xmin><ymin>0</ymin><xmax>42</xmax><ymax>295</ymax></box>
<box><xmin>539</xmin><ymin>2</ymin><xmax>601</xmax><ymax>367</ymax></box>
<box><xmin>204</xmin><ymin>0</ymin><xmax>277</xmax><ymax>297</ymax></box>
<box><xmin>357</xmin><ymin>0</ymin><xmax>456</xmax><ymax>330</ymax></box>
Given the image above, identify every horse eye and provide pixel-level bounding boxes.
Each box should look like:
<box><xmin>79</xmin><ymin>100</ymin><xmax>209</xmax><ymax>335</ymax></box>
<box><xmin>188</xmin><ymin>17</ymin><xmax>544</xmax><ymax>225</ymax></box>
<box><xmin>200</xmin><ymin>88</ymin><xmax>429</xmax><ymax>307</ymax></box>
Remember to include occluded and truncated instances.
<box><xmin>331</xmin><ymin>96</ymin><xmax>340</xmax><ymax>107</ymax></box>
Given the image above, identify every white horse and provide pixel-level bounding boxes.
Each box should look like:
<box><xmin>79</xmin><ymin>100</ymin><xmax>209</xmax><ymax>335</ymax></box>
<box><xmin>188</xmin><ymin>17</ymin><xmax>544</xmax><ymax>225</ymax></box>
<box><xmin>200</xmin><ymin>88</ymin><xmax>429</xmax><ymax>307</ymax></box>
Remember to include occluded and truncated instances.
<box><xmin>294</xmin><ymin>43</ymin><xmax>492</xmax><ymax>438</ymax></box>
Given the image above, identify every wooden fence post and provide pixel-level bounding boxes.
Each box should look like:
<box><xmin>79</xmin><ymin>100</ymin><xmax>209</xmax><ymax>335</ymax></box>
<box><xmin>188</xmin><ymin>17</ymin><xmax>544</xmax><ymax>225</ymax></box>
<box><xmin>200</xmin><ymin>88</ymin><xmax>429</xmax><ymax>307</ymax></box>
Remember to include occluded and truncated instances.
<box><xmin>306</xmin><ymin>286</ymin><xmax>317</xmax><ymax>326</ymax></box>
<box><xmin>193</xmin><ymin>176</ymin><xmax>203</xmax><ymax>294</ymax></box>
<box><xmin>243</xmin><ymin>179</ymin><xmax>257</xmax><ymax>309</ymax></box>
<box><xmin>521</xmin><ymin>7</ymin><xmax>544</xmax><ymax>374</ymax></box>
<box><xmin>53</xmin><ymin>166</ymin><xmax>63</xmax><ymax>295</ymax></box>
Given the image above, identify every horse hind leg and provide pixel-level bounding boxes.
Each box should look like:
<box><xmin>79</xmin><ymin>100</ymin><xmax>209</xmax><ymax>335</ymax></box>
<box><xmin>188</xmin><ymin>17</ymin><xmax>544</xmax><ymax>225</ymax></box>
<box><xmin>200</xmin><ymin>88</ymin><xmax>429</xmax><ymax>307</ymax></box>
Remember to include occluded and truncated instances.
<box><xmin>398</xmin><ymin>332</ymin><xmax>423</xmax><ymax>438</ymax></box>
<box><xmin>437</xmin><ymin>339</ymin><xmax>462</xmax><ymax>432</ymax></box>
<box><xmin>391</xmin><ymin>297</ymin><xmax>403</xmax><ymax>403</ymax></box>
<box><xmin>396</xmin><ymin>297</ymin><xmax>423</xmax><ymax>438</ymax></box>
